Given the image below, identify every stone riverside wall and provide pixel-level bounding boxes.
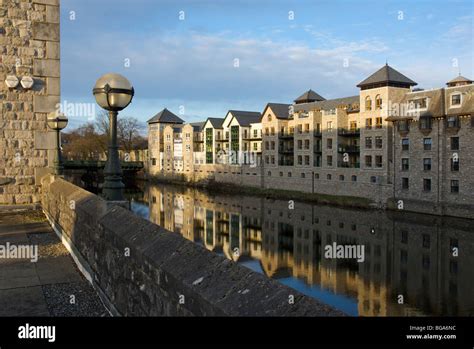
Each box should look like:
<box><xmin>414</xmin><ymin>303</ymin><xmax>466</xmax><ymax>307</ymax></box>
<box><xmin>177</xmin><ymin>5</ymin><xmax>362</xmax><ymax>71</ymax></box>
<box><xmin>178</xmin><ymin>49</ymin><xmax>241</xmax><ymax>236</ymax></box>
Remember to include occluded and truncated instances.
<box><xmin>0</xmin><ymin>0</ymin><xmax>60</xmax><ymax>205</ymax></box>
<box><xmin>40</xmin><ymin>174</ymin><xmax>344</xmax><ymax>316</ymax></box>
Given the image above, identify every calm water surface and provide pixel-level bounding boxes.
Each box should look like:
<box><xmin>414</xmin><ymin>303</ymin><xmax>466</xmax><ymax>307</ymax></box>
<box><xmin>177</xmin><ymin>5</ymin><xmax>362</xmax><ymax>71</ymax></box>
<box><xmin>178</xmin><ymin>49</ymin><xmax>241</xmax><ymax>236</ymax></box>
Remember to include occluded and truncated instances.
<box><xmin>129</xmin><ymin>182</ymin><xmax>474</xmax><ymax>316</ymax></box>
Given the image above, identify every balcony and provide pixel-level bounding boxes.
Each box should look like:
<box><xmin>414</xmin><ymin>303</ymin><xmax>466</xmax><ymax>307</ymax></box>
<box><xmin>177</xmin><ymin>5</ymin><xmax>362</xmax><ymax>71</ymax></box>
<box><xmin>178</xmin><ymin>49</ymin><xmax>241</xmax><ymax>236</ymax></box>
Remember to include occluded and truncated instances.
<box><xmin>279</xmin><ymin>160</ymin><xmax>294</xmax><ymax>166</ymax></box>
<box><xmin>338</xmin><ymin>145</ymin><xmax>360</xmax><ymax>153</ymax></box>
<box><xmin>278</xmin><ymin>132</ymin><xmax>294</xmax><ymax>139</ymax></box>
<box><xmin>313</xmin><ymin>145</ymin><xmax>322</xmax><ymax>153</ymax></box>
<box><xmin>278</xmin><ymin>147</ymin><xmax>294</xmax><ymax>154</ymax></box>
<box><xmin>338</xmin><ymin>128</ymin><xmax>360</xmax><ymax>136</ymax></box>
<box><xmin>338</xmin><ymin>161</ymin><xmax>360</xmax><ymax>168</ymax></box>
<box><xmin>313</xmin><ymin>130</ymin><xmax>322</xmax><ymax>137</ymax></box>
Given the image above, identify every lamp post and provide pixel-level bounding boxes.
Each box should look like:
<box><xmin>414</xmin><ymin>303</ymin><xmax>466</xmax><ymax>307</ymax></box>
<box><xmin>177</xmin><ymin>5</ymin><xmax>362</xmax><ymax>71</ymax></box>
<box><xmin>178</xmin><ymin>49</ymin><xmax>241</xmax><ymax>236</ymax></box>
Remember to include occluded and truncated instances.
<box><xmin>93</xmin><ymin>73</ymin><xmax>134</xmax><ymax>202</ymax></box>
<box><xmin>47</xmin><ymin>112</ymin><xmax>68</xmax><ymax>176</ymax></box>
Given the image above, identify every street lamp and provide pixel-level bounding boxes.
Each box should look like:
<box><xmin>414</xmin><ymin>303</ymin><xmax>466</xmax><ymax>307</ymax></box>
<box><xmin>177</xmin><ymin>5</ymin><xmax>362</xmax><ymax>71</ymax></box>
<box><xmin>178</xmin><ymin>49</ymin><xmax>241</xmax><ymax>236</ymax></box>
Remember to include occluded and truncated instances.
<box><xmin>93</xmin><ymin>73</ymin><xmax>134</xmax><ymax>202</ymax></box>
<box><xmin>47</xmin><ymin>112</ymin><xmax>68</xmax><ymax>176</ymax></box>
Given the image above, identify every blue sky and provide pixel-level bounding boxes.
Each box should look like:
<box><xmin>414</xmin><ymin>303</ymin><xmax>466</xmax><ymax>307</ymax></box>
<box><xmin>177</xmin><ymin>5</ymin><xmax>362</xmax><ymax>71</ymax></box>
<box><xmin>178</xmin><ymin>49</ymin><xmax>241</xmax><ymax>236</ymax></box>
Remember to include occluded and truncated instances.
<box><xmin>60</xmin><ymin>0</ymin><xmax>474</xmax><ymax>131</ymax></box>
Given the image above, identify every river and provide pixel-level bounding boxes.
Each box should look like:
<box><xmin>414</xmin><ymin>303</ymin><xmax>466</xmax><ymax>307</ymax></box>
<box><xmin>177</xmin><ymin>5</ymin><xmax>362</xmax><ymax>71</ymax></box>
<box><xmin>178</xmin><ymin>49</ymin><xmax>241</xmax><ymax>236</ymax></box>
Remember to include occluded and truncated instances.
<box><xmin>128</xmin><ymin>181</ymin><xmax>474</xmax><ymax>316</ymax></box>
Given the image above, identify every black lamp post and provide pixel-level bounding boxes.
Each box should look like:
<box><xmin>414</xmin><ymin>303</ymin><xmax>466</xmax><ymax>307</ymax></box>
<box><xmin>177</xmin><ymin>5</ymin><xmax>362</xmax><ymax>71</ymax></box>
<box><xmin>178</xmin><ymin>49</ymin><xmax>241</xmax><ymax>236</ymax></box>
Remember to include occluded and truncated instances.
<box><xmin>47</xmin><ymin>112</ymin><xmax>68</xmax><ymax>176</ymax></box>
<box><xmin>93</xmin><ymin>73</ymin><xmax>134</xmax><ymax>202</ymax></box>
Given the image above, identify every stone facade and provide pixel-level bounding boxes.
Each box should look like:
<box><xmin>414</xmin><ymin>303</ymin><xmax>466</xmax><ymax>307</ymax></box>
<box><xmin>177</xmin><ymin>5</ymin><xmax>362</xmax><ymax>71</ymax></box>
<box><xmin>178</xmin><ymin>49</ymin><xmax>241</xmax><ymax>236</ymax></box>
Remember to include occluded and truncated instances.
<box><xmin>0</xmin><ymin>0</ymin><xmax>60</xmax><ymax>205</ymax></box>
<box><xmin>40</xmin><ymin>174</ymin><xmax>344</xmax><ymax>316</ymax></box>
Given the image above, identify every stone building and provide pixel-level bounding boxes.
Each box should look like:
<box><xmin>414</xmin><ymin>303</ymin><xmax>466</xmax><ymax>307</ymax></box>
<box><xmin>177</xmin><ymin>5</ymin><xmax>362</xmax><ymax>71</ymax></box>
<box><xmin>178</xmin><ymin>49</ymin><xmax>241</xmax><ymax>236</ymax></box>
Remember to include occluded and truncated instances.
<box><xmin>387</xmin><ymin>75</ymin><xmax>474</xmax><ymax>217</ymax></box>
<box><xmin>1</xmin><ymin>0</ymin><xmax>60</xmax><ymax>205</ymax></box>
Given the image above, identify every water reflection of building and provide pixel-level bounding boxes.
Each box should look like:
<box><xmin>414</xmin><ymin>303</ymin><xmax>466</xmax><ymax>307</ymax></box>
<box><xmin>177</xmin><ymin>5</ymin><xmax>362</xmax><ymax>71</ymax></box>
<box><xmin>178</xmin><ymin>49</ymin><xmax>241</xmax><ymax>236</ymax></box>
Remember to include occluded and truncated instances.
<box><xmin>145</xmin><ymin>184</ymin><xmax>474</xmax><ymax>316</ymax></box>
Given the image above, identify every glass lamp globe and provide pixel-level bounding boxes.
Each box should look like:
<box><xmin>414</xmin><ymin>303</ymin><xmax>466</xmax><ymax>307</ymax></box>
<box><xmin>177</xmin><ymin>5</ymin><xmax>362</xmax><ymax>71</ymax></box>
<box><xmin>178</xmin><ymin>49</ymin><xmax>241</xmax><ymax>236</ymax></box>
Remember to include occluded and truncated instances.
<box><xmin>93</xmin><ymin>73</ymin><xmax>134</xmax><ymax>111</ymax></box>
<box><xmin>47</xmin><ymin>112</ymin><xmax>68</xmax><ymax>131</ymax></box>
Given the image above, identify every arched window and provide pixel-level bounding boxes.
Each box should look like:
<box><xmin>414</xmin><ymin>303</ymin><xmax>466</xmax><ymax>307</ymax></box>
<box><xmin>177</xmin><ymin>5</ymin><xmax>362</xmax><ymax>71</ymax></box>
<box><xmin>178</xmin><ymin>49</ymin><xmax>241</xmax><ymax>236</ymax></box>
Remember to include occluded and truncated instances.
<box><xmin>375</xmin><ymin>95</ymin><xmax>382</xmax><ymax>110</ymax></box>
<box><xmin>365</xmin><ymin>96</ymin><xmax>372</xmax><ymax>111</ymax></box>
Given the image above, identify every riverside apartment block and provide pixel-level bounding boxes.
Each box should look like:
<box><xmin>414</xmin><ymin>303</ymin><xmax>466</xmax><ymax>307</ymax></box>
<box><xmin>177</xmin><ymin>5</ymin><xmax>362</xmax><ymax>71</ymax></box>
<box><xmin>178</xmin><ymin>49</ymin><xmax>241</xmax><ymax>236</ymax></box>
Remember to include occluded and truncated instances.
<box><xmin>147</xmin><ymin>65</ymin><xmax>474</xmax><ymax>218</ymax></box>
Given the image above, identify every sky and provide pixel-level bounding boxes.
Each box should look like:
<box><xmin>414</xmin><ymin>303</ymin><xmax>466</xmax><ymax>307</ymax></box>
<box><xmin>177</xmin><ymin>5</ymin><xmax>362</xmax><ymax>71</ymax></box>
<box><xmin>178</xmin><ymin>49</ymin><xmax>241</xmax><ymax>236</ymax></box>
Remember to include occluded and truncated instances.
<box><xmin>60</xmin><ymin>0</ymin><xmax>474</xmax><ymax>132</ymax></box>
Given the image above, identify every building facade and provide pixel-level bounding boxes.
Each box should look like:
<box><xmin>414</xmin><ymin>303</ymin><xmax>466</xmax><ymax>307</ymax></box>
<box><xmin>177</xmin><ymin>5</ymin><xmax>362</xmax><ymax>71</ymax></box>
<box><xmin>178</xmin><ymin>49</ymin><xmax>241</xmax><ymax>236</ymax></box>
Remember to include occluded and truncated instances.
<box><xmin>146</xmin><ymin>65</ymin><xmax>474</xmax><ymax>218</ymax></box>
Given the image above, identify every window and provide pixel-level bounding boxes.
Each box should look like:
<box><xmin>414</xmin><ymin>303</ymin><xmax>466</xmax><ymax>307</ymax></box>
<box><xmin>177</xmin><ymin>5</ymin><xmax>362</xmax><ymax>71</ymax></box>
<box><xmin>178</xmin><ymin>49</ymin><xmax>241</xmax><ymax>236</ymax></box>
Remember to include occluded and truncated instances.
<box><xmin>305</xmin><ymin>124</ymin><xmax>310</xmax><ymax>133</ymax></box>
<box><xmin>297</xmin><ymin>140</ymin><xmax>303</xmax><ymax>150</ymax></box>
<box><xmin>288</xmin><ymin>172</ymin><xmax>292</xmax><ymax>177</ymax></box>
<box><xmin>420</xmin><ymin>116</ymin><xmax>432</xmax><ymax>130</ymax></box>
<box><xmin>402</xmin><ymin>138</ymin><xmax>409</xmax><ymax>151</ymax></box>
<box><xmin>402</xmin><ymin>158</ymin><xmax>409</xmax><ymax>171</ymax></box>
<box><xmin>304</xmin><ymin>156</ymin><xmax>310</xmax><ymax>165</ymax></box>
<box><xmin>375</xmin><ymin>155</ymin><xmax>383</xmax><ymax>168</ymax></box>
<box><xmin>451</xmin><ymin>180</ymin><xmax>459</xmax><ymax>193</ymax></box>
<box><xmin>327</xmin><ymin>174</ymin><xmax>332</xmax><ymax>180</ymax></box>
<box><xmin>365</xmin><ymin>96</ymin><xmax>372</xmax><ymax>111</ymax></box>
<box><xmin>327</xmin><ymin>138</ymin><xmax>333</xmax><ymax>149</ymax></box>
<box><xmin>423</xmin><ymin>158</ymin><xmax>432</xmax><ymax>171</ymax></box>
<box><xmin>351</xmin><ymin>175</ymin><xmax>357</xmax><ymax>182</ymax></box>
<box><xmin>271</xmin><ymin>141</ymin><xmax>275</xmax><ymax>150</ymax></box>
<box><xmin>339</xmin><ymin>175</ymin><xmax>345</xmax><ymax>181</ymax></box>
<box><xmin>314</xmin><ymin>173</ymin><xmax>319</xmax><ymax>179</ymax></box>
<box><xmin>451</xmin><ymin>158</ymin><xmax>459</xmax><ymax>171</ymax></box>
<box><xmin>365</xmin><ymin>155</ymin><xmax>372</xmax><ymax>168</ymax></box>
<box><xmin>253</xmin><ymin>143</ymin><xmax>257</xmax><ymax>151</ymax></box>
<box><xmin>451</xmin><ymin>137</ymin><xmax>459</xmax><ymax>151</ymax></box>
<box><xmin>423</xmin><ymin>178</ymin><xmax>431</xmax><ymax>192</ymax></box>
<box><xmin>327</xmin><ymin>155</ymin><xmax>333</xmax><ymax>166</ymax></box>
<box><xmin>398</xmin><ymin>120</ymin><xmax>409</xmax><ymax>132</ymax></box>
<box><xmin>375</xmin><ymin>136</ymin><xmax>383</xmax><ymax>149</ymax></box>
<box><xmin>270</xmin><ymin>127</ymin><xmax>275</xmax><ymax>136</ymax></box>
<box><xmin>265</xmin><ymin>128</ymin><xmax>269</xmax><ymax>135</ymax></box>
<box><xmin>365</xmin><ymin>118</ymin><xmax>373</xmax><ymax>129</ymax></box>
<box><xmin>327</xmin><ymin>121</ymin><xmax>333</xmax><ymax>131</ymax></box>
<box><xmin>401</xmin><ymin>230</ymin><xmax>408</xmax><ymax>243</ymax></box>
<box><xmin>267</xmin><ymin>114</ymin><xmax>272</xmax><ymax>121</ymax></box>
<box><xmin>297</xmin><ymin>124</ymin><xmax>303</xmax><ymax>134</ymax></box>
<box><xmin>402</xmin><ymin>177</ymin><xmax>409</xmax><ymax>189</ymax></box>
<box><xmin>265</xmin><ymin>141</ymin><xmax>269</xmax><ymax>150</ymax></box>
<box><xmin>304</xmin><ymin>139</ymin><xmax>310</xmax><ymax>149</ymax></box>
<box><xmin>365</xmin><ymin>137</ymin><xmax>372</xmax><ymax>149</ymax></box>
<box><xmin>375</xmin><ymin>95</ymin><xmax>382</xmax><ymax>110</ymax></box>
<box><xmin>279</xmin><ymin>172</ymin><xmax>283</xmax><ymax>177</ymax></box>
<box><xmin>297</xmin><ymin>155</ymin><xmax>303</xmax><ymax>165</ymax></box>
<box><xmin>267</xmin><ymin>171</ymin><xmax>271</xmax><ymax>176</ymax></box>
<box><xmin>350</xmin><ymin>121</ymin><xmax>357</xmax><ymax>130</ymax></box>
<box><xmin>265</xmin><ymin>156</ymin><xmax>269</xmax><ymax>164</ymax></box>
<box><xmin>152</xmin><ymin>158</ymin><xmax>157</xmax><ymax>166</ymax></box>
<box><xmin>375</xmin><ymin>117</ymin><xmax>382</xmax><ymax>129</ymax></box>
<box><xmin>409</xmin><ymin>98</ymin><xmax>427</xmax><ymax>110</ymax></box>
<box><xmin>423</xmin><ymin>138</ymin><xmax>432</xmax><ymax>151</ymax></box>
<box><xmin>253</xmin><ymin>129</ymin><xmax>258</xmax><ymax>137</ymax></box>
<box><xmin>370</xmin><ymin>176</ymin><xmax>377</xmax><ymax>183</ymax></box>
<box><xmin>447</xmin><ymin>116</ymin><xmax>460</xmax><ymax>128</ymax></box>
<box><xmin>451</xmin><ymin>94</ymin><xmax>461</xmax><ymax>106</ymax></box>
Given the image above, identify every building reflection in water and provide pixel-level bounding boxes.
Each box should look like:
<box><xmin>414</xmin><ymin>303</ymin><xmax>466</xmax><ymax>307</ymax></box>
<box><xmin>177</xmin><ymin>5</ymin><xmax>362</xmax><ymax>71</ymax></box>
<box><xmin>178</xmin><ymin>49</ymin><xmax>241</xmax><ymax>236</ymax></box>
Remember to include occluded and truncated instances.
<box><xmin>131</xmin><ymin>183</ymin><xmax>474</xmax><ymax>316</ymax></box>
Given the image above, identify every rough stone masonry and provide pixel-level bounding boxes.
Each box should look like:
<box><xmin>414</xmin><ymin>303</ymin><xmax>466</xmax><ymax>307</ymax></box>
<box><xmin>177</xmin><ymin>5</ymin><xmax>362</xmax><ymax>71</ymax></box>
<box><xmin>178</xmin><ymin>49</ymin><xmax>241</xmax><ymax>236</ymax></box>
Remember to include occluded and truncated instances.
<box><xmin>0</xmin><ymin>0</ymin><xmax>60</xmax><ymax>205</ymax></box>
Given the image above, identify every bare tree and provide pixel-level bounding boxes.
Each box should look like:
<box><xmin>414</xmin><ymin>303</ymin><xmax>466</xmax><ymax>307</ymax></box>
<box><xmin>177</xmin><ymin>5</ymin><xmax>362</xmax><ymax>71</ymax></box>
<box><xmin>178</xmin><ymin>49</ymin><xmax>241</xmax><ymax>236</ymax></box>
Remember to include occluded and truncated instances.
<box><xmin>117</xmin><ymin>116</ymin><xmax>141</xmax><ymax>152</ymax></box>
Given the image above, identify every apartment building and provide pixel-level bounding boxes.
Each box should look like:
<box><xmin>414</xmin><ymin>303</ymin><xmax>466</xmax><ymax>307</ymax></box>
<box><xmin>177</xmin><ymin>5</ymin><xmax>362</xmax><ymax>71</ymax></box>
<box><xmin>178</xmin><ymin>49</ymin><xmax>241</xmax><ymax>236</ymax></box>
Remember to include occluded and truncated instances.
<box><xmin>146</xmin><ymin>65</ymin><xmax>473</xmax><ymax>218</ymax></box>
<box><xmin>387</xmin><ymin>75</ymin><xmax>474</xmax><ymax>216</ymax></box>
<box><xmin>147</xmin><ymin>108</ymin><xmax>184</xmax><ymax>175</ymax></box>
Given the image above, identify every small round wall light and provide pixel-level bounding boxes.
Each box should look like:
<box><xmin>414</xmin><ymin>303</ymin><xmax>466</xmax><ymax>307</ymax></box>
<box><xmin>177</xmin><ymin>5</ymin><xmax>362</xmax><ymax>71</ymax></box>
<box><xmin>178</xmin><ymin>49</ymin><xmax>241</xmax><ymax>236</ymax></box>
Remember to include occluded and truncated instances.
<box><xmin>5</xmin><ymin>75</ymin><xmax>19</xmax><ymax>89</ymax></box>
<box><xmin>20</xmin><ymin>76</ymin><xmax>34</xmax><ymax>89</ymax></box>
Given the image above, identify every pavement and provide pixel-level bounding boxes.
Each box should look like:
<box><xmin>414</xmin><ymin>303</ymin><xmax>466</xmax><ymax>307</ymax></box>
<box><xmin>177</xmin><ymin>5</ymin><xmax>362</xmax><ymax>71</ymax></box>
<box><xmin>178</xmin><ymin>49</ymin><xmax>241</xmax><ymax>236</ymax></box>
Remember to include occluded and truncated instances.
<box><xmin>0</xmin><ymin>209</ymin><xmax>109</xmax><ymax>316</ymax></box>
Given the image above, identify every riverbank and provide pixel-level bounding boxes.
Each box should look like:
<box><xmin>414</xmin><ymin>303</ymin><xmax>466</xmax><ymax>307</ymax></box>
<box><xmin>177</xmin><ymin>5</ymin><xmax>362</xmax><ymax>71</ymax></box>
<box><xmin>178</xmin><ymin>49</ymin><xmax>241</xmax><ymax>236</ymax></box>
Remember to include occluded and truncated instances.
<box><xmin>146</xmin><ymin>175</ymin><xmax>374</xmax><ymax>209</ymax></box>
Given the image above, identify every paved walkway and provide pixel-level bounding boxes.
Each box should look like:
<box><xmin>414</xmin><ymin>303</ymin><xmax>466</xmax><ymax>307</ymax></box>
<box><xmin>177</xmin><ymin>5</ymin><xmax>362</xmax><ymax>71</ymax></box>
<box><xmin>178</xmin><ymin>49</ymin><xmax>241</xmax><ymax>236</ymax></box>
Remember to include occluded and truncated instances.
<box><xmin>0</xmin><ymin>209</ymin><xmax>108</xmax><ymax>316</ymax></box>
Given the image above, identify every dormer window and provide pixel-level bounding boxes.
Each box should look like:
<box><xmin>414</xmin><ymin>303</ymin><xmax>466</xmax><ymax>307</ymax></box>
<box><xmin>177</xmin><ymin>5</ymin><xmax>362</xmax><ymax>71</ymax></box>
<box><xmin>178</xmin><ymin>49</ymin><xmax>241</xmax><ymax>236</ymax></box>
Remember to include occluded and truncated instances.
<box><xmin>365</xmin><ymin>96</ymin><xmax>372</xmax><ymax>111</ymax></box>
<box><xmin>409</xmin><ymin>98</ymin><xmax>427</xmax><ymax>110</ymax></box>
<box><xmin>451</xmin><ymin>93</ymin><xmax>462</xmax><ymax>107</ymax></box>
<box><xmin>375</xmin><ymin>95</ymin><xmax>382</xmax><ymax>110</ymax></box>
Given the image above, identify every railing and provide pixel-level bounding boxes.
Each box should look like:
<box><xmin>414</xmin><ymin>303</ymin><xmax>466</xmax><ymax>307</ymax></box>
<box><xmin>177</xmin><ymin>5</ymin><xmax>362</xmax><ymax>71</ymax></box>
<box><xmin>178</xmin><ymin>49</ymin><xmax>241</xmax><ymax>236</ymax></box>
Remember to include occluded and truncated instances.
<box><xmin>313</xmin><ymin>130</ymin><xmax>322</xmax><ymax>137</ymax></box>
<box><xmin>338</xmin><ymin>128</ymin><xmax>360</xmax><ymax>136</ymax></box>
<box><xmin>337</xmin><ymin>161</ymin><xmax>360</xmax><ymax>168</ymax></box>
<box><xmin>338</xmin><ymin>145</ymin><xmax>360</xmax><ymax>153</ymax></box>
<box><xmin>313</xmin><ymin>145</ymin><xmax>322</xmax><ymax>153</ymax></box>
<box><xmin>278</xmin><ymin>147</ymin><xmax>294</xmax><ymax>154</ymax></box>
<box><xmin>278</xmin><ymin>132</ymin><xmax>294</xmax><ymax>139</ymax></box>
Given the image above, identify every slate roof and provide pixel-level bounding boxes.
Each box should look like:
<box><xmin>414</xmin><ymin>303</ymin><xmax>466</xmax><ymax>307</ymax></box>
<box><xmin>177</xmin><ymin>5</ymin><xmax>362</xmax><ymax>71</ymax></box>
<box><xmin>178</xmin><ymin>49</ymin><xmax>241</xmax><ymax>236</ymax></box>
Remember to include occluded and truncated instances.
<box><xmin>190</xmin><ymin>122</ymin><xmax>205</xmax><ymax>131</ymax></box>
<box><xmin>262</xmin><ymin>103</ymin><xmax>291</xmax><ymax>120</ymax></box>
<box><xmin>147</xmin><ymin>108</ymin><xmax>184</xmax><ymax>124</ymax></box>
<box><xmin>294</xmin><ymin>89</ymin><xmax>325</xmax><ymax>103</ymax></box>
<box><xmin>293</xmin><ymin>95</ymin><xmax>359</xmax><ymax>112</ymax></box>
<box><xmin>205</xmin><ymin>117</ymin><xmax>225</xmax><ymax>129</ymax></box>
<box><xmin>357</xmin><ymin>64</ymin><xmax>417</xmax><ymax>88</ymax></box>
<box><xmin>228</xmin><ymin>110</ymin><xmax>261</xmax><ymax>126</ymax></box>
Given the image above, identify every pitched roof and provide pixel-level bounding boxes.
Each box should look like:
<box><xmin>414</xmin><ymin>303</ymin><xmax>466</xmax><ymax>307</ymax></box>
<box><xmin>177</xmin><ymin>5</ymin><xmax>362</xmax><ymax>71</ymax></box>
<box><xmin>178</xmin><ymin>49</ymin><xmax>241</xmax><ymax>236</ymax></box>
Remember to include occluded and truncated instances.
<box><xmin>190</xmin><ymin>122</ymin><xmax>205</xmax><ymax>131</ymax></box>
<box><xmin>293</xmin><ymin>95</ymin><xmax>359</xmax><ymax>112</ymax></box>
<box><xmin>205</xmin><ymin>117</ymin><xmax>225</xmax><ymax>129</ymax></box>
<box><xmin>262</xmin><ymin>103</ymin><xmax>291</xmax><ymax>120</ymax></box>
<box><xmin>447</xmin><ymin>75</ymin><xmax>473</xmax><ymax>85</ymax></box>
<box><xmin>357</xmin><ymin>64</ymin><xmax>417</xmax><ymax>88</ymax></box>
<box><xmin>294</xmin><ymin>89</ymin><xmax>325</xmax><ymax>104</ymax></box>
<box><xmin>147</xmin><ymin>108</ymin><xmax>184</xmax><ymax>124</ymax></box>
<box><xmin>228</xmin><ymin>110</ymin><xmax>261</xmax><ymax>126</ymax></box>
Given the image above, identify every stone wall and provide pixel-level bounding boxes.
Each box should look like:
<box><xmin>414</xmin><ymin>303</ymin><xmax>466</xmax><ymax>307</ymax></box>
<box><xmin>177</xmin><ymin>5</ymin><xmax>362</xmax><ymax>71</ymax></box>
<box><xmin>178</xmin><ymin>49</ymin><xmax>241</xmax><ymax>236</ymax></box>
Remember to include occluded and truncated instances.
<box><xmin>40</xmin><ymin>174</ymin><xmax>344</xmax><ymax>316</ymax></box>
<box><xmin>0</xmin><ymin>0</ymin><xmax>60</xmax><ymax>204</ymax></box>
